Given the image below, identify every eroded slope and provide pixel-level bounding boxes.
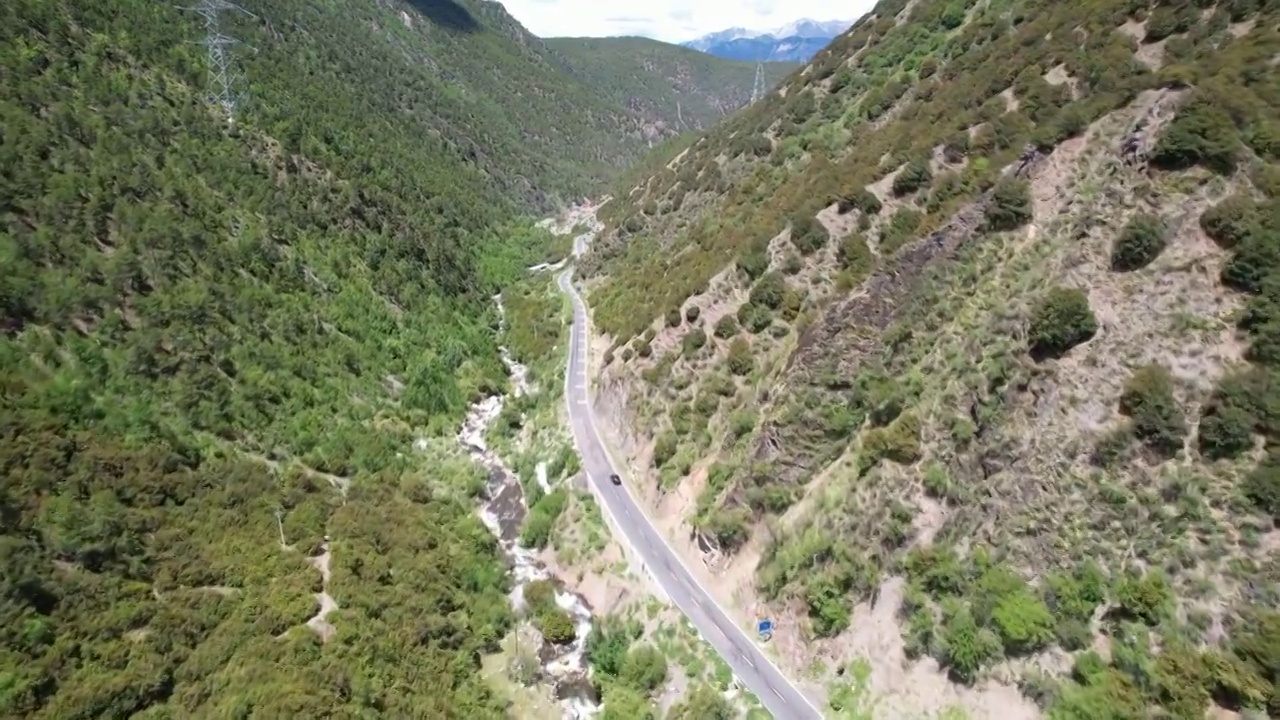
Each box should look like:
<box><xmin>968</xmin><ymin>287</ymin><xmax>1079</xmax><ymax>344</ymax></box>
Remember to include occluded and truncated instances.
<box><xmin>579</xmin><ymin>0</ymin><xmax>1280</xmax><ymax>716</ymax></box>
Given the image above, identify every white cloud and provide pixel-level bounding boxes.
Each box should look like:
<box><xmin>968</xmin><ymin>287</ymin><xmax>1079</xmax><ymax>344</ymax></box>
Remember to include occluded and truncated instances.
<box><xmin>495</xmin><ymin>0</ymin><xmax>878</xmax><ymax>43</ymax></box>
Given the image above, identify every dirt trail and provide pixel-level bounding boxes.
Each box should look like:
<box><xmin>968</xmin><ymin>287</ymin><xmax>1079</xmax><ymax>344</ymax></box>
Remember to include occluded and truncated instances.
<box><xmin>305</xmin><ymin>542</ymin><xmax>338</xmax><ymax>643</ymax></box>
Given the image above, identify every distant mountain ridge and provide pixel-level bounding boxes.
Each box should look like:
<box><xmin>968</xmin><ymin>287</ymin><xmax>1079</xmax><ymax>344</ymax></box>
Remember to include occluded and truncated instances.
<box><xmin>680</xmin><ymin>18</ymin><xmax>852</xmax><ymax>62</ymax></box>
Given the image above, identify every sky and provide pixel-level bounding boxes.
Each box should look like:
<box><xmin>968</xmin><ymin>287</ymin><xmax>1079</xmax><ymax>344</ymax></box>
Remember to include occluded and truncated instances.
<box><xmin>496</xmin><ymin>0</ymin><xmax>877</xmax><ymax>44</ymax></box>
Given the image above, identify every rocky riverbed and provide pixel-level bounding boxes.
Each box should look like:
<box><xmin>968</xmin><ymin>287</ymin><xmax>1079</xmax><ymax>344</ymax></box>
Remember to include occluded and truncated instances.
<box><xmin>457</xmin><ymin>287</ymin><xmax>600</xmax><ymax>718</ymax></box>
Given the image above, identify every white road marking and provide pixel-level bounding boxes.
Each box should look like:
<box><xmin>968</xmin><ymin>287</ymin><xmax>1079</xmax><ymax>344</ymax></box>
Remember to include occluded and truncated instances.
<box><xmin>555</xmin><ymin>267</ymin><xmax>821</xmax><ymax>720</ymax></box>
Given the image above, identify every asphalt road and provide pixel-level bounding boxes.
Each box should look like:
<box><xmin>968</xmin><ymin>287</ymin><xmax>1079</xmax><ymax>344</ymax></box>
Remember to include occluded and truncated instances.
<box><xmin>555</xmin><ymin>268</ymin><xmax>822</xmax><ymax>720</ymax></box>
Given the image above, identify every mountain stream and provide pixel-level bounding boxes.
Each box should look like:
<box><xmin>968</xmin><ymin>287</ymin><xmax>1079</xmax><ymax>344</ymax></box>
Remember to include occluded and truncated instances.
<box><xmin>456</xmin><ymin>226</ymin><xmax>601</xmax><ymax>716</ymax></box>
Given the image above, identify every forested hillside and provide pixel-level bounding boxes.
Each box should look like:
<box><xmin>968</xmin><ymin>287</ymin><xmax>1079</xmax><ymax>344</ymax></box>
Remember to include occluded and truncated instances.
<box><xmin>0</xmin><ymin>0</ymin><xmax>741</xmax><ymax>715</ymax></box>
<box><xmin>546</xmin><ymin>37</ymin><xmax>797</xmax><ymax>134</ymax></box>
<box><xmin>579</xmin><ymin>0</ymin><xmax>1280</xmax><ymax>715</ymax></box>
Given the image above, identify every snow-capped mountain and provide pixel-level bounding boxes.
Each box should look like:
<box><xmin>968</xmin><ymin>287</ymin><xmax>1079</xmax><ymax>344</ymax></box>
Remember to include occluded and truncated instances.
<box><xmin>680</xmin><ymin>17</ymin><xmax>853</xmax><ymax>62</ymax></box>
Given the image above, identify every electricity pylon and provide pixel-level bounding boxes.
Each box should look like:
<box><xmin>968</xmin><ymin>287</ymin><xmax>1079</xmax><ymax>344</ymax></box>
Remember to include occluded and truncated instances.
<box><xmin>182</xmin><ymin>0</ymin><xmax>256</xmax><ymax>123</ymax></box>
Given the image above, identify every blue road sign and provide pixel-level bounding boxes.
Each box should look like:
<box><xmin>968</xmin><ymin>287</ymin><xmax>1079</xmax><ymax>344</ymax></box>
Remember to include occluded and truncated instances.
<box><xmin>757</xmin><ymin>619</ymin><xmax>773</xmax><ymax>635</ymax></box>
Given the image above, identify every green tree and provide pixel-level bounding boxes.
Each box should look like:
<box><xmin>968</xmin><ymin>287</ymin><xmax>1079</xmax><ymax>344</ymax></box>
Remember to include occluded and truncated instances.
<box><xmin>940</xmin><ymin>604</ymin><xmax>1002</xmax><ymax>683</ymax></box>
<box><xmin>668</xmin><ymin>683</ymin><xmax>734</xmax><ymax>720</ymax></box>
<box><xmin>619</xmin><ymin>645</ymin><xmax>668</xmax><ymax>693</ymax></box>
<box><xmin>600</xmin><ymin>685</ymin><xmax>655</xmax><ymax>720</ymax></box>
<box><xmin>1111</xmin><ymin>214</ymin><xmax>1168</xmax><ymax>271</ymax></box>
<box><xmin>992</xmin><ymin>590</ymin><xmax>1056</xmax><ymax>654</ymax></box>
<box><xmin>682</xmin><ymin>327</ymin><xmax>708</xmax><ymax>357</ymax></box>
<box><xmin>714</xmin><ymin>314</ymin><xmax>739</xmax><ymax>339</ymax></box>
<box><xmin>985</xmin><ymin>178</ymin><xmax>1033</xmax><ymax>231</ymax></box>
<box><xmin>537</xmin><ymin>608</ymin><xmax>578</xmax><ymax>644</ymax></box>
<box><xmin>1197</xmin><ymin>403</ymin><xmax>1254</xmax><ymax>460</ymax></box>
<box><xmin>1028</xmin><ymin>287</ymin><xmax>1098</xmax><ymax>359</ymax></box>
<box><xmin>726</xmin><ymin>337</ymin><xmax>754</xmax><ymax>375</ymax></box>
<box><xmin>791</xmin><ymin>214</ymin><xmax>830</xmax><ymax>255</ymax></box>
<box><xmin>750</xmin><ymin>271</ymin><xmax>788</xmax><ymax>310</ymax></box>
<box><xmin>1150</xmin><ymin>95</ymin><xmax>1240</xmax><ymax>175</ymax></box>
<box><xmin>893</xmin><ymin>160</ymin><xmax>933</xmax><ymax>196</ymax></box>
<box><xmin>1119</xmin><ymin>364</ymin><xmax>1186</xmax><ymax>459</ymax></box>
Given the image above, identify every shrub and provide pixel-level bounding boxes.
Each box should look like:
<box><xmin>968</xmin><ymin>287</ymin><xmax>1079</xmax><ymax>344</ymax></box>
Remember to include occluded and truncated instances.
<box><xmin>927</xmin><ymin>171</ymin><xmax>964</xmax><ymax>211</ymax></box>
<box><xmin>682</xmin><ymin>328</ymin><xmax>707</xmax><ymax>357</ymax></box>
<box><xmin>940</xmin><ymin>604</ymin><xmax>1003</xmax><ymax>683</ymax></box>
<box><xmin>838</xmin><ymin>233</ymin><xmax>875</xmax><ymax>279</ymax></box>
<box><xmin>719</xmin><ymin>340</ymin><xmax>751</xmax><ymax>378</ymax></box>
<box><xmin>992</xmin><ymin>591</ymin><xmax>1056</xmax><ymax>655</ymax></box>
<box><xmin>521</xmin><ymin>489</ymin><xmax>568</xmax><ymax>548</ymax></box>
<box><xmin>1227</xmin><ymin>609</ymin><xmax>1280</xmax><ymax>704</ymax></box>
<box><xmin>880</xmin><ymin>207</ymin><xmax>924</xmax><ymax>255</ymax></box>
<box><xmin>904</xmin><ymin>607</ymin><xmax>936</xmax><ymax>659</ymax></box>
<box><xmin>702</xmin><ymin>506</ymin><xmax>750</xmax><ymax>549</ymax></box>
<box><xmin>619</xmin><ymin>645</ymin><xmax>668</xmax><ymax>693</ymax></box>
<box><xmin>791</xmin><ymin>214</ymin><xmax>830</xmax><ymax>255</ymax></box>
<box><xmin>668</xmin><ymin>684</ymin><xmax>735</xmax><ymax>720</ymax></box>
<box><xmin>863</xmin><ymin>412</ymin><xmax>921</xmax><ymax>465</ymax></box>
<box><xmin>1144</xmin><ymin>6</ymin><xmax>1195</xmax><ymax>41</ymax></box>
<box><xmin>838</xmin><ymin>187</ymin><xmax>883</xmax><ymax>215</ymax></box>
<box><xmin>1222</xmin><ymin>225</ymin><xmax>1280</xmax><ymax>293</ymax></box>
<box><xmin>1046</xmin><ymin>562</ymin><xmax>1108</xmax><ymax>624</ymax></box>
<box><xmin>684</xmin><ymin>305</ymin><xmax>701</xmax><ymax>323</ymax></box>
<box><xmin>1028</xmin><ymin>287</ymin><xmax>1098</xmax><ymax>359</ymax></box>
<box><xmin>1111</xmin><ymin>214</ymin><xmax>1168</xmax><ymax>271</ymax></box>
<box><xmin>942</xmin><ymin>132</ymin><xmax>969</xmax><ymax>163</ymax></box>
<box><xmin>537</xmin><ymin>608</ymin><xmax>577</xmax><ymax>644</ymax></box>
<box><xmin>780</xmin><ymin>287</ymin><xmax>804</xmax><ymax>322</ymax></box>
<box><xmin>524</xmin><ymin>579</ymin><xmax>557</xmax><ymax>615</ymax></box>
<box><xmin>893</xmin><ymin>160</ymin><xmax>933</xmax><ymax>196</ymax></box>
<box><xmin>1113</xmin><ymin>570</ymin><xmax>1173</xmax><ymax>625</ymax></box>
<box><xmin>653</xmin><ymin>433</ymin><xmax>678</xmax><ymax>468</ymax></box>
<box><xmin>1197</xmin><ymin>403</ymin><xmax>1254</xmax><ymax>460</ymax></box>
<box><xmin>1119</xmin><ymin>364</ymin><xmax>1186</xmax><ymax>459</ymax></box>
<box><xmin>737</xmin><ymin>302</ymin><xmax>772</xmax><ymax>333</ymax></box>
<box><xmin>806</xmin><ymin>575</ymin><xmax>853</xmax><ymax>637</ymax></box>
<box><xmin>985</xmin><ymin>178</ymin><xmax>1033</xmax><ymax>231</ymax></box>
<box><xmin>1200</xmin><ymin>195</ymin><xmax>1259</xmax><ymax>249</ymax></box>
<box><xmin>737</xmin><ymin>246</ymin><xmax>769</xmax><ymax>280</ymax></box>
<box><xmin>781</xmin><ymin>250</ymin><xmax>803</xmax><ymax>274</ymax></box>
<box><xmin>1243</xmin><ymin>450</ymin><xmax>1280</xmax><ymax>519</ymax></box>
<box><xmin>665</xmin><ymin>307</ymin><xmax>681</xmax><ymax>327</ymax></box>
<box><xmin>922</xmin><ymin>462</ymin><xmax>954</xmax><ymax>500</ymax></box>
<box><xmin>1150</xmin><ymin>95</ymin><xmax>1240</xmax><ymax>175</ymax></box>
<box><xmin>586</xmin><ymin>618</ymin><xmax>640</xmax><ymax>677</ymax></box>
<box><xmin>713</xmin><ymin>314</ymin><xmax>738</xmax><ymax>339</ymax></box>
<box><xmin>1248</xmin><ymin>119</ymin><xmax>1280</xmax><ymax>161</ymax></box>
<box><xmin>749</xmin><ymin>271</ymin><xmax>787</xmax><ymax>310</ymax></box>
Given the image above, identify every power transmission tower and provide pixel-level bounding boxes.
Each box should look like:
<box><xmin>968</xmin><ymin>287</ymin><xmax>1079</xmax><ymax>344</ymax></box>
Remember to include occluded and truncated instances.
<box><xmin>750</xmin><ymin>62</ymin><xmax>764</xmax><ymax>104</ymax></box>
<box><xmin>181</xmin><ymin>0</ymin><xmax>256</xmax><ymax>123</ymax></box>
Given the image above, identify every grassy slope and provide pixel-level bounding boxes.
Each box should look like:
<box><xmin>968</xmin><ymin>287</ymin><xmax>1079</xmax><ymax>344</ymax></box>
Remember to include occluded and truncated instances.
<box><xmin>546</xmin><ymin>36</ymin><xmax>798</xmax><ymax>133</ymax></box>
<box><xmin>581</xmin><ymin>0</ymin><xmax>1280</xmax><ymax>715</ymax></box>
<box><xmin>0</xmin><ymin>0</ymin><xmax>733</xmax><ymax>717</ymax></box>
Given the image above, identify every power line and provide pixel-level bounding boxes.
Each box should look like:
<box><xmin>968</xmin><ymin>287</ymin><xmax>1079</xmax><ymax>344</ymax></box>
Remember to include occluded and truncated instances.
<box><xmin>181</xmin><ymin>0</ymin><xmax>256</xmax><ymax>123</ymax></box>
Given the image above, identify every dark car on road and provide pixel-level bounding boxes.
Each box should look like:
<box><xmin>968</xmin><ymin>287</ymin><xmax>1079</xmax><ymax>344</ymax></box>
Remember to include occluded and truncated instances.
<box><xmin>609</xmin><ymin>473</ymin><xmax>621</xmax><ymax>486</ymax></box>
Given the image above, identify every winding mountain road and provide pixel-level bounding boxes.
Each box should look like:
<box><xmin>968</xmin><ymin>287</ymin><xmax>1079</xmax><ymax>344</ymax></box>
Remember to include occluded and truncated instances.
<box><xmin>555</xmin><ymin>264</ymin><xmax>821</xmax><ymax>720</ymax></box>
